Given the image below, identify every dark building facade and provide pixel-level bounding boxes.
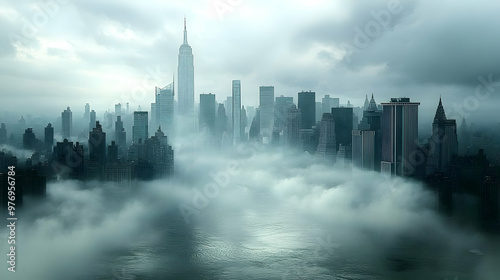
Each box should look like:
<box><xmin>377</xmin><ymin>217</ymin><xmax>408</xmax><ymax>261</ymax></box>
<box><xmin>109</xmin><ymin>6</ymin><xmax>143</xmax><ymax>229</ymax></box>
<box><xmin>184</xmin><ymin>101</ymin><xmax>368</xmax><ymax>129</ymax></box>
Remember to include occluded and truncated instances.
<box><xmin>298</xmin><ymin>91</ymin><xmax>316</xmax><ymax>129</ymax></box>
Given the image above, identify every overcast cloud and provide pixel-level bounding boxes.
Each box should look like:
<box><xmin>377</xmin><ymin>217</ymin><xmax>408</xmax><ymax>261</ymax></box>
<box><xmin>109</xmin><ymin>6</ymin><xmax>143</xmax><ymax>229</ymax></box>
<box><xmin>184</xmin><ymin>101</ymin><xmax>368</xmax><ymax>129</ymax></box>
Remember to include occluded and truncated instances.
<box><xmin>1</xmin><ymin>0</ymin><xmax>500</xmax><ymax>125</ymax></box>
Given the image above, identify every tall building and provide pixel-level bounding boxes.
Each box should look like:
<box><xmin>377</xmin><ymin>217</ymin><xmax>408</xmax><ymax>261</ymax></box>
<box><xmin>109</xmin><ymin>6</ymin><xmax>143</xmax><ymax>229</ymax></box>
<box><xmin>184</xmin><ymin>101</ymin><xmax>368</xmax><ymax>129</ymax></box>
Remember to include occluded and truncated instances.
<box><xmin>459</xmin><ymin>118</ymin><xmax>471</xmax><ymax>155</ymax></box>
<box><xmin>23</xmin><ymin>128</ymin><xmax>36</xmax><ymax>150</ymax></box>
<box><xmin>177</xmin><ymin>18</ymin><xmax>194</xmax><ymax>114</ymax></box>
<box><xmin>224</xmin><ymin>96</ymin><xmax>233</xmax><ymax>127</ymax></box>
<box><xmin>322</xmin><ymin>95</ymin><xmax>339</xmax><ymax>114</ymax></box>
<box><xmin>115</xmin><ymin>103</ymin><xmax>122</xmax><ymax>117</ymax></box>
<box><xmin>259</xmin><ymin>86</ymin><xmax>274</xmax><ymax>139</ymax></box>
<box><xmin>331</xmin><ymin>107</ymin><xmax>353</xmax><ymax>152</ymax></box>
<box><xmin>356</xmin><ymin>94</ymin><xmax>382</xmax><ymax>171</ymax></box>
<box><xmin>89</xmin><ymin>121</ymin><xmax>106</xmax><ymax>164</ymax></box>
<box><xmin>298</xmin><ymin>91</ymin><xmax>316</xmax><ymax>129</ymax></box>
<box><xmin>115</xmin><ymin>116</ymin><xmax>126</xmax><ymax>157</ymax></box>
<box><xmin>133</xmin><ymin>111</ymin><xmax>148</xmax><ymax>144</ymax></box>
<box><xmin>84</xmin><ymin>103</ymin><xmax>90</xmax><ymax>119</ymax></box>
<box><xmin>287</xmin><ymin>105</ymin><xmax>302</xmax><ymax>147</ymax></box>
<box><xmin>0</xmin><ymin>123</ymin><xmax>7</xmax><ymax>145</ymax></box>
<box><xmin>249</xmin><ymin>108</ymin><xmax>261</xmax><ymax>141</ymax></box>
<box><xmin>426</xmin><ymin>98</ymin><xmax>458</xmax><ymax>176</ymax></box>
<box><xmin>315</xmin><ymin>113</ymin><xmax>336</xmax><ymax>161</ymax></box>
<box><xmin>216</xmin><ymin>103</ymin><xmax>227</xmax><ymax>141</ymax></box>
<box><xmin>352</xmin><ymin>130</ymin><xmax>375</xmax><ymax>170</ymax></box>
<box><xmin>61</xmin><ymin>107</ymin><xmax>72</xmax><ymax>139</ymax></box>
<box><xmin>146</xmin><ymin>126</ymin><xmax>174</xmax><ymax>177</ymax></box>
<box><xmin>274</xmin><ymin>96</ymin><xmax>294</xmax><ymax>133</ymax></box>
<box><xmin>199</xmin><ymin>93</ymin><xmax>216</xmax><ymax>135</ymax></box>
<box><xmin>152</xmin><ymin>82</ymin><xmax>175</xmax><ymax>136</ymax></box>
<box><xmin>241</xmin><ymin>105</ymin><xmax>248</xmax><ymax>141</ymax></box>
<box><xmin>381</xmin><ymin>97</ymin><xmax>420</xmax><ymax>176</ymax></box>
<box><xmin>232</xmin><ymin>80</ymin><xmax>241</xmax><ymax>143</ymax></box>
<box><xmin>44</xmin><ymin>123</ymin><xmax>54</xmax><ymax>152</ymax></box>
<box><xmin>89</xmin><ymin>110</ymin><xmax>96</xmax><ymax>131</ymax></box>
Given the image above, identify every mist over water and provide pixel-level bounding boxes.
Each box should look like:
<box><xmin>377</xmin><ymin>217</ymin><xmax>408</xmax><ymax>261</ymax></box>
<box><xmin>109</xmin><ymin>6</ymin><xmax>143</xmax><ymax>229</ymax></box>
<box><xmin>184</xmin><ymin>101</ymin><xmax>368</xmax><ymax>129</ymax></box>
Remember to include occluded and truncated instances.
<box><xmin>1</xmin><ymin>134</ymin><xmax>499</xmax><ymax>280</ymax></box>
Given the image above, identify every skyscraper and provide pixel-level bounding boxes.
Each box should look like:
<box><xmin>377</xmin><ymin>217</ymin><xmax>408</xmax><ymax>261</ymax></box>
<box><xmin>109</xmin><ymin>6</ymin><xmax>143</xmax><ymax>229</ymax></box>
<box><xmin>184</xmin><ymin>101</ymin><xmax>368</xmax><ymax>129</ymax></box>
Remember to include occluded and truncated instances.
<box><xmin>274</xmin><ymin>95</ymin><xmax>294</xmax><ymax>133</ymax></box>
<box><xmin>0</xmin><ymin>123</ymin><xmax>7</xmax><ymax>145</ymax></box>
<box><xmin>152</xmin><ymin>82</ymin><xmax>175</xmax><ymax>136</ymax></box>
<box><xmin>352</xmin><ymin>130</ymin><xmax>375</xmax><ymax>170</ymax></box>
<box><xmin>115</xmin><ymin>116</ymin><xmax>126</xmax><ymax>157</ymax></box>
<box><xmin>216</xmin><ymin>103</ymin><xmax>227</xmax><ymax>141</ymax></box>
<box><xmin>133</xmin><ymin>111</ymin><xmax>148</xmax><ymax>144</ymax></box>
<box><xmin>331</xmin><ymin>107</ymin><xmax>353</xmax><ymax>152</ymax></box>
<box><xmin>315</xmin><ymin>113</ymin><xmax>336</xmax><ymax>161</ymax></box>
<box><xmin>356</xmin><ymin>94</ymin><xmax>382</xmax><ymax>171</ymax></box>
<box><xmin>232</xmin><ymin>80</ymin><xmax>241</xmax><ymax>143</ymax></box>
<box><xmin>44</xmin><ymin>123</ymin><xmax>54</xmax><ymax>152</ymax></box>
<box><xmin>23</xmin><ymin>128</ymin><xmax>36</xmax><ymax>150</ymax></box>
<box><xmin>287</xmin><ymin>105</ymin><xmax>302</xmax><ymax>147</ymax></box>
<box><xmin>298</xmin><ymin>91</ymin><xmax>316</xmax><ymax>129</ymax></box>
<box><xmin>178</xmin><ymin>18</ymin><xmax>194</xmax><ymax>115</ymax></box>
<box><xmin>115</xmin><ymin>103</ymin><xmax>122</xmax><ymax>117</ymax></box>
<box><xmin>61</xmin><ymin>107</ymin><xmax>72</xmax><ymax>139</ymax></box>
<box><xmin>89</xmin><ymin>121</ymin><xmax>106</xmax><ymax>164</ymax></box>
<box><xmin>322</xmin><ymin>95</ymin><xmax>339</xmax><ymax>114</ymax></box>
<box><xmin>199</xmin><ymin>93</ymin><xmax>216</xmax><ymax>135</ymax></box>
<box><xmin>89</xmin><ymin>110</ymin><xmax>96</xmax><ymax>131</ymax></box>
<box><xmin>84</xmin><ymin>103</ymin><xmax>90</xmax><ymax>119</ymax></box>
<box><xmin>381</xmin><ymin>97</ymin><xmax>420</xmax><ymax>176</ymax></box>
<box><xmin>259</xmin><ymin>86</ymin><xmax>274</xmax><ymax>139</ymax></box>
<box><xmin>426</xmin><ymin>98</ymin><xmax>458</xmax><ymax>176</ymax></box>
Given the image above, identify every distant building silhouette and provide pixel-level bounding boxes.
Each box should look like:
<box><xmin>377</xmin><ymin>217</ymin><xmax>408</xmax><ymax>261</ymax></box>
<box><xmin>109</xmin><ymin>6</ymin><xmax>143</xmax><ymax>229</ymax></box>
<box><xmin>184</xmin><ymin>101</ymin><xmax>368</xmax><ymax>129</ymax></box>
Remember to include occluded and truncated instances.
<box><xmin>216</xmin><ymin>103</ymin><xmax>227</xmax><ymax>142</ymax></box>
<box><xmin>115</xmin><ymin>116</ymin><xmax>126</xmax><ymax>158</ymax></box>
<box><xmin>133</xmin><ymin>111</ymin><xmax>148</xmax><ymax>144</ymax></box>
<box><xmin>61</xmin><ymin>107</ymin><xmax>72</xmax><ymax>139</ymax></box>
<box><xmin>44</xmin><ymin>123</ymin><xmax>54</xmax><ymax>153</ymax></box>
<box><xmin>259</xmin><ymin>86</ymin><xmax>274</xmax><ymax>140</ymax></box>
<box><xmin>151</xmin><ymin>82</ymin><xmax>175</xmax><ymax>136</ymax></box>
<box><xmin>232</xmin><ymin>80</ymin><xmax>241</xmax><ymax>144</ymax></box>
<box><xmin>287</xmin><ymin>105</ymin><xmax>302</xmax><ymax>148</ymax></box>
<box><xmin>316</xmin><ymin>113</ymin><xmax>336</xmax><ymax>162</ymax></box>
<box><xmin>298</xmin><ymin>91</ymin><xmax>316</xmax><ymax>129</ymax></box>
<box><xmin>274</xmin><ymin>96</ymin><xmax>294</xmax><ymax>134</ymax></box>
<box><xmin>331</xmin><ymin>107</ymin><xmax>353</xmax><ymax>152</ymax></box>
<box><xmin>322</xmin><ymin>95</ymin><xmax>339</xmax><ymax>115</ymax></box>
<box><xmin>22</xmin><ymin>128</ymin><xmax>36</xmax><ymax>150</ymax></box>
<box><xmin>0</xmin><ymin>123</ymin><xmax>6</xmax><ymax>145</ymax></box>
<box><xmin>89</xmin><ymin>110</ymin><xmax>96</xmax><ymax>131</ymax></box>
<box><xmin>426</xmin><ymin>98</ymin><xmax>458</xmax><ymax>176</ymax></box>
<box><xmin>199</xmin><ymin>93</ymin><xmax>216</xmax><ymax>135</ymax></box>
<box><xmin>355</xmin><ymin>94</ymin><xmax>382</xmax><ymax>171</ymax></box>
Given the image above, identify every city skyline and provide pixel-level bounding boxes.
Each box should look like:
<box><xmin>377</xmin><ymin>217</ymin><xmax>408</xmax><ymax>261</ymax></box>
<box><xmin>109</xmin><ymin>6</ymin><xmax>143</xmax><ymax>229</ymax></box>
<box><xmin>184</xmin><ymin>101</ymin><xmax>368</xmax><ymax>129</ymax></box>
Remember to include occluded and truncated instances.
<box><xmin>1</xmin><ymin>1</ymin><xmax>500</xmax><ymax>279</ymax></box>
<box><xmin>2</xmin><ymin>0</ymin><xmax>500</xmax><ymax>125</ymax></box>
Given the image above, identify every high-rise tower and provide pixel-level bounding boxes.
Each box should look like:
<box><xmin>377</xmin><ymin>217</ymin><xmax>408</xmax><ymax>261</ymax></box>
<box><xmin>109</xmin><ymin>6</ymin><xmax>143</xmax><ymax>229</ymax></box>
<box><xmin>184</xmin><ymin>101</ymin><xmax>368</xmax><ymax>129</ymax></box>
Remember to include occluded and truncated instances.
<box><xmin>232</xmin><ymin>80</ymin><xmax>241</xmax><ymax>143</ymax></box>
<box><xmin>381</xmin><ymin>97</ymin><xmax>420</xmax><ymax>176</ymax></box>
<box><xmin>178</xmin><ymin>18</ymin><xmax>194</xmax><ymax>115</ymax></box>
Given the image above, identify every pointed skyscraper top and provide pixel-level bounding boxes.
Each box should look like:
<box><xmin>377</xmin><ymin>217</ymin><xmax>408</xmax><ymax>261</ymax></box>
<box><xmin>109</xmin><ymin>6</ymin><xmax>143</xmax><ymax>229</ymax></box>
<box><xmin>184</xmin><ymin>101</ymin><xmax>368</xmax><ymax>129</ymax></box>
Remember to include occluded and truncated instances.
<box><xmin>363</xmin><ymin>95</ymin><xmax>370</xmax><ymax>110</ymax></box>
<box><xmin>183</xmin><ymin>17</ymin><xmax>188</xmax><ymax>45</ymax></box>
<box><xmin>367</xmin><ymin>94</ymin><xmax>378</xmax><ymax>111</ymax></box>
<box><xmin>434</xmin><ymin>97</ymin><xmax>447</xmax><ymax>122</ymax></box>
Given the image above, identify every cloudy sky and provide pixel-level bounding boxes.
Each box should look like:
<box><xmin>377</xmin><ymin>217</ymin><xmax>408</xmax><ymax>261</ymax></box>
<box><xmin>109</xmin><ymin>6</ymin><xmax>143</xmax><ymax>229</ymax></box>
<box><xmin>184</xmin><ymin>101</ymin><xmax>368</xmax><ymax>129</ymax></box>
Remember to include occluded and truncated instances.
<box><xmin>1</xmin><ymin>0</ymin><xmax>500</xmax><ymax>125</ymax></box>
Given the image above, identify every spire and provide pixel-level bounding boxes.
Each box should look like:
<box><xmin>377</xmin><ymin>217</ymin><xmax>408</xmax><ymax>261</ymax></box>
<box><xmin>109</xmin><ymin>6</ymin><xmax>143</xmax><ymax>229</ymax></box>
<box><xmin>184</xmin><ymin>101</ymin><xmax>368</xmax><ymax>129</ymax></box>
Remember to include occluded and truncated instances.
<box><xmin>434</xmin><ymin>97</ymin><xmax>447</xmax><ymax>122</ymax></box>
<box><xmin>183</xmin><ymin>17</ymin><xmax>188</xmax><ymax>45</ymax></box>
<box><xmin>367</xmin><ymin>94</ymin><xmax>378</xmax><ymax>111</ymax></box>
<box><xmin>363</xmin><ymin>95</ymin><xmax>370</xmax><ymax>110</ymax></box>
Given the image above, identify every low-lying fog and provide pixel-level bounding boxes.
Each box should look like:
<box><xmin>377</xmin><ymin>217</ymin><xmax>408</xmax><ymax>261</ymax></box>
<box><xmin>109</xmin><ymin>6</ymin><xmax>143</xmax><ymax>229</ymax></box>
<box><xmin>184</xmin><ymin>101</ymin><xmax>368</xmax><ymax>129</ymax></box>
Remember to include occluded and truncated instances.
<box><xmin>1</xmin><ymin>134</ymin><xmax>499</xmax><ymax>280</ymax></box>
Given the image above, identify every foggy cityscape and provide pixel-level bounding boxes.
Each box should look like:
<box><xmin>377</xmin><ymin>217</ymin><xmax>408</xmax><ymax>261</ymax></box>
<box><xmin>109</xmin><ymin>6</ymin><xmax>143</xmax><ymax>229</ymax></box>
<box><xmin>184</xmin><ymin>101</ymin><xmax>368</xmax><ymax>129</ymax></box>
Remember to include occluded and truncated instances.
<box><xmin>1</xmin><ymin>0</ymin><xmax>500</xmax><ymax>279</ymax></box>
